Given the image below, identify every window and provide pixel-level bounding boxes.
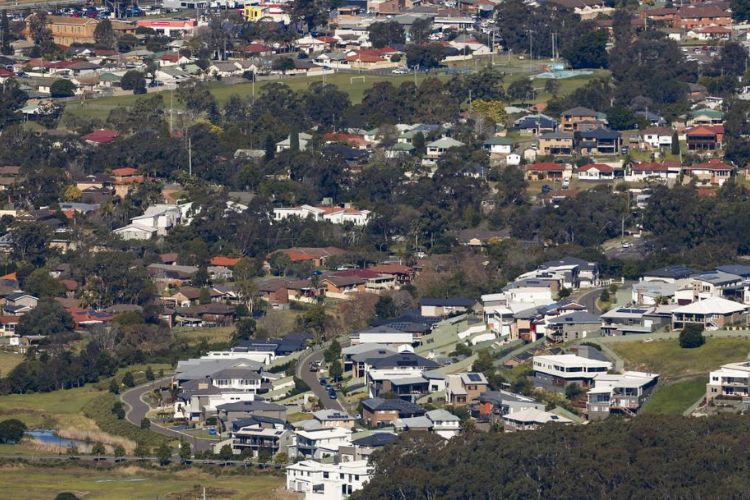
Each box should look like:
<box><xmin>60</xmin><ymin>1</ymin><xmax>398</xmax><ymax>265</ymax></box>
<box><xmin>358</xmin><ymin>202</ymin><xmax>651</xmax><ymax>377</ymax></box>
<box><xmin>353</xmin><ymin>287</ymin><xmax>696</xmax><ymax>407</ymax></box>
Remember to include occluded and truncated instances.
<box><xmin>323</xmin><ymin>472</ymin><xmax>329</xmax><ymax>479</ymax></box>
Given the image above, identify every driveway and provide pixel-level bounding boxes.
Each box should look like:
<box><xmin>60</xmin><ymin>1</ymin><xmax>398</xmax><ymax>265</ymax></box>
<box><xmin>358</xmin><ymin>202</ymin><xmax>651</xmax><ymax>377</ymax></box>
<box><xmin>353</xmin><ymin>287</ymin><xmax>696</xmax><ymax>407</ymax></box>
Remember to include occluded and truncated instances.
<box><xmin>296</xmin><ymin>347</ymin><xmax>347</xmax><ymax>413</ymax></box>
<box><xmin>121</xmin><ymin>377</ymin><xmax>216</xmax><ymax>452</ymax></box>
<box><xmin>577</xmin><ymin>287</ymin><xmax>603</xmax><ymax>313</ymax></box>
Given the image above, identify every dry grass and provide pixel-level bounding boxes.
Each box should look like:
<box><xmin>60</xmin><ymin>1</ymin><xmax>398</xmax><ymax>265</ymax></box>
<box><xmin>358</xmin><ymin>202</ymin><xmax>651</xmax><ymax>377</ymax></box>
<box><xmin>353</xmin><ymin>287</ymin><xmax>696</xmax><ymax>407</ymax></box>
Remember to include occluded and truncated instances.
<box><xmin>0</xmin><ymin>350</ymin><xmax>23</xmax><ymax>377</ymax></box>
<box><xmin>57</xmin><ymin>426</ymin><xmax>136</xmax><ymax>454</ymax></box>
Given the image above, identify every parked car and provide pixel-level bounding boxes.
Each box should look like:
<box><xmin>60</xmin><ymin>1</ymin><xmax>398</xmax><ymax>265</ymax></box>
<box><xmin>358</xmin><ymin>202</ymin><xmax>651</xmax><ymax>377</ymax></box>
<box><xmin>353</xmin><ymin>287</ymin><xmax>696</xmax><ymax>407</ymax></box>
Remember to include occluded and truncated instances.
<box><xmin>392</xmin><ymin>68</ymin><xmax>408</xmax><ymax>74</ymax></box>
<box><xmin>319</xmin><ymin>378</ymin><xmax>327</xmax><ymax>386</ymax></box>
<box><xmin>329</xmin><ymin>391</ymin><xmax>337</xmax><ymax>400</ymax></box>
<box><xmin>309</xmin><ymin>361</ymin><xmax>320</xmax><ymax>372</ymax></box>
<box><xmin>541</xmin><ymin>184</ymin><xmax>552</xmax><ymax>194</ymax></box>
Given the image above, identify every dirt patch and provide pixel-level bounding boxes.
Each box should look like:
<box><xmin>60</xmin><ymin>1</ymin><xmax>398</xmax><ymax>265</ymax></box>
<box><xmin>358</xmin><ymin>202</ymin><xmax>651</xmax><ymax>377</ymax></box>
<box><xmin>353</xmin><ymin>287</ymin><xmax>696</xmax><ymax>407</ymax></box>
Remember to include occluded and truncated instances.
<box><xmin>165</xmin><ymin>484</ymin><xmax>238</xmax><ymax>500</ymax></box>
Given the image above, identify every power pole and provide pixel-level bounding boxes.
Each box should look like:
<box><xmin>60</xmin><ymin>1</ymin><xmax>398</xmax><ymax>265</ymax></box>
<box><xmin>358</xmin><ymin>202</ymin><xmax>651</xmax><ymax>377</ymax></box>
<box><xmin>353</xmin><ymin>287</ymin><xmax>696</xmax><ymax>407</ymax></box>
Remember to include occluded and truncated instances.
<box><xmin>526</xmin><ymin>29</ymin><xmax>534</xmax><ymax>74</ymax></box>
<box><xmin>188</xmin><ymin>136</ymin><xmax>192</xmax><ymax>177</ymax></box>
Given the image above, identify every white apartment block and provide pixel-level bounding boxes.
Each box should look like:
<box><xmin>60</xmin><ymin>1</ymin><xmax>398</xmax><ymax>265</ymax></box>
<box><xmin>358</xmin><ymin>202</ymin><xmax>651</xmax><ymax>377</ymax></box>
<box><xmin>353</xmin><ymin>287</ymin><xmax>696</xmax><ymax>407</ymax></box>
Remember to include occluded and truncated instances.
<box><xmin>707</xmin><ymin>361</ymin><xmax>750</xmax><ymax>402</ymax></box>
<box><xmin>287</xmin><ymin>460</ymin><xmax>371</xmax><ymax>500</ymax></box>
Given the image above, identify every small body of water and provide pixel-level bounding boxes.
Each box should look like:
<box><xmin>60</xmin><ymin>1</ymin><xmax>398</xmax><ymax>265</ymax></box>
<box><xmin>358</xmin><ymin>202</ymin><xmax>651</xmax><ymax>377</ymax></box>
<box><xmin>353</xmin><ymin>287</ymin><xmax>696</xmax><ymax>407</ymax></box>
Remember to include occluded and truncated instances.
<box><xmin>26</xmin><ymin>430</ymin><xmax>93</xmax><ymax>452</ymax></box>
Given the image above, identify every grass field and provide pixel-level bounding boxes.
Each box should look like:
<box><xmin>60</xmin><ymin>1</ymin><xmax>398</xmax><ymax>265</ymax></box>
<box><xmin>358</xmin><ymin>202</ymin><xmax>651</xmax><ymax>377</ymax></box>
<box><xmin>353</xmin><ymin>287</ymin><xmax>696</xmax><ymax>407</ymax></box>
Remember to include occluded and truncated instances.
<box><xmin>173</xmin><ymin>326</ymin><xmax>235</xmax><ymax>347</ymax></box>
<box><xmin>0</xmin><ymin>465</ymin><xmax>288</xmax><ymax>500</ymax></box>
<box><xmin>609</xmin><ymin>338</ymin><xmax>750</xmax><ymax>379</ymax></box>
<box><xmin>61</xmin><ymin>66</ymin><xmax>608</xmax><ymax>127</ymax></box>
<box><xmin>641</xmin><ymin>376</ymin><xmax>707</xmax><ymax>415</ymax></box>
<box><xmin>0</xmin><ymin>351</ymin><xmax>23</xmax><ymax>378</ymax></box>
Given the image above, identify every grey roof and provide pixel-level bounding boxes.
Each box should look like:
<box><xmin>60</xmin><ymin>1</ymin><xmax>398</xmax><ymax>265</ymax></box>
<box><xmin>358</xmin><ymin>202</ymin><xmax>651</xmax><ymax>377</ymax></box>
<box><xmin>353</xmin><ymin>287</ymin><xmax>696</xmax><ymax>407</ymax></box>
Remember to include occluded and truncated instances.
<box><xmin>350</xmin><ymin>347</ymin><xmax>399</xmax><ymax>363</ymax></box>
<box><xmin>477</xmin><ymin>389</ymin><xmax>537</xmax><ymax>405</ymax></box>
<box><xmin>716</xmin><ymin>264</ymin><xmax>750</xmax><ymax>278</ymax></box>
<box><xmin>540</xmin><ymin>256</ymin><xmax>596</xmax><ymax>271</ymax></box>
<box><xmin>420</xmin><ymin>297</ymin><xmax>474</xmax><ymax>307</ymax></box>
<box><xmin>367</xmin><ymin>352</ymin><xmax>440</xmax><ymax>370</ymax></box>
<box><xmin>692</xmin><ymin>271</ymin><xmax>742</xmax><ymax>286</ymax></box>
<box><xmin>540</xmin><ymin>131</ymin><xmax>574</xmax><ymax>140</ymax></box>
<box><xmin>361</xmin><ymin>398</ymin><xmax>425</xmax><ymax>415</ymax></box>
<box><xmin>548</xmin><ymin>311</ymin><xmax>601</xmax><ymax>325</ymax></box>
<box><xmin>389</xmin><ymin>376</ymin><xmax>428</xmax><ymax>386</ymax></box>
<box><xmin>175</xmin><ymin>358</ymin><xmax>263</xmax><ymax>381</ymax></box>
<box><xmin>579</xmin><ymin>128</ymin><xmax>620</xmax><ymax>140</ymax></box>
<box><xmin>313</xmin><ymin>409</ymin><xmax>354</xmax><ymax>421</ymax></box>
<box><xmin>211</xmin><ymin>368</ymin><xmax>261</xmax><ymax>380</ymax></box>
<box><xmin>352</xmin><ymin>432</ymin><xmax>397</xmax><ymax>447</ymax></box>
<box><xmin>644</xmin><ymin>265</ymin><xmax>698</xmax><ymax>280</ymax></box>
<box><xmin>514</xmin><ymin>114</ymin><xmax>557</xmax><ymax>129</ymax></box>
<box><xmin>217</xmin><ymin>400</ymin><xmax>286</xmax><ymax>413</ymax></box>
<box><xmin>562</xmin><ymin>106</ymin><xmax>597</xmax><ymax>117</ymax></box>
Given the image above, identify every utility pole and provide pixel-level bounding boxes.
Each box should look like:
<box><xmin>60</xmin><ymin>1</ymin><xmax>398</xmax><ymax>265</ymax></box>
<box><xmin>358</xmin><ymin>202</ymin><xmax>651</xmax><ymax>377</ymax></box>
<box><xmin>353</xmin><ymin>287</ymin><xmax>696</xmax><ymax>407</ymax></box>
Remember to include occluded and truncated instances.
<box><xmin>526</xmin><ymin>29</ymin><xmax>534</xmax><ymax>74</ymax></box>
<box><xmin>188</xmin><ymin>136</ymin><xmax>192</xmax><ymax>177</ymax></box>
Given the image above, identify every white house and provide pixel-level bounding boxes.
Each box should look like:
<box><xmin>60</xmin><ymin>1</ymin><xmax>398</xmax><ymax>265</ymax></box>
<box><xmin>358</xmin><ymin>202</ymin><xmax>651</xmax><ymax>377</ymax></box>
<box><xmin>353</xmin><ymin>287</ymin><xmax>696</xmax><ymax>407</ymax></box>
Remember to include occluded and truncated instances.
<box><xmin>641</xmin><ymin>127</ymin><xmax>673</xmax><ymax>150</ymax></box>
<box><xmin>502</xmin><ymin>408</ymin><xmax>572</xmax><ymax>431</ymax></box>
<box><xmin>482</xmin><ymin>137</ymin><xmax>514</xmax><ymax>155</ymax></box>
<box><xmin>202</xmin><ymin>349</ymin><xmax>276</xmax><ymax>365</ymax></box>
<box><xmin>351</xmin><ymin>326</ymin><xmax>414</xmax><ymax>346</ymax></box>
<box><xmin>291</xmin><ymin>427</ymin><xmax>353</xmax><ymax>460</ymax></box>
<box><xmin>273</xmin><ymin>205</ymin><xmax>371</xmax><ymax>226</ymax></box>
<box><xmin>425</xmin><ymin>137</ymin><xmax>464</xmax><ymax>161</ymax></box>
<box><xmin>707</xmin><ymin>361</ymin><xmax>750</xmax><ymax>402</ymax></box>
<box><xmin>112</xmin><ymin>223</ymin><xmax>158</xmax><ymax>241</ymax></box>
<box><xmin>286</xmin><ymin>460</ymin><xmax>371</xmax><ymax>500</ymax></box>
<box><xmin>533</xmin><ymin>354</ymin><xmax>612</xmax><ymax>392</ymax></box>
<box><xmin>394</xmin><ymin>408</ymin><xmax>461</xmax><ymax>439</ymax></box>
<box><xmin>277</xmin><ymin>132</ymin><xmax>313</xmax><ymax>152</ymax></box>
<box><xmin>114</xmin><ymin>203</ymin><xmax>192</xmax><ymax>240</ymax></box>
<box><xmin>671</xmin><ymin>297</ymin><xmax>748</xmax><ymax>330</ymax></box>
<box><xmin>577</xmin><ymin>163</ymin><xmax>615</xmax><ymax>181</ymax></box>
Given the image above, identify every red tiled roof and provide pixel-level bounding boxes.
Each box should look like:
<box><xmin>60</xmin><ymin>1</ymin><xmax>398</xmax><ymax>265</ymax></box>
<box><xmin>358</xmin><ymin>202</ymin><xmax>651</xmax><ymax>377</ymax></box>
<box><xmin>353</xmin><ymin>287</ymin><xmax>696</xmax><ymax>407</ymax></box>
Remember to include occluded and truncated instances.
<box><xmin>0</xmin><ymin>68</ymin><xmax>13</xmax><ymax>77</ymax></box>
<box><xmin>210</xmin><ymin>256</ymin><xmax>242</xmax><ymax>267</ymax></box>
<box><xmin>111</xmin><ymin>167</ymin><xmax>138</xmax><ymax>176</ymax></box>
<box><xmin>0</xmin><ymin>315</ymin><xmax>20</xmax><ymax>325</ymax></box>
<box><xmin>579</xmin><ymin>163</ymin><xmax>614</xmax><ymax>173</ymax></box>
<box><xmin>82</xmin><ymin>128</ymin><xmax>119</xmax><ymax>144</ymax></box>
<box><xmin>333</xmin><ymin>269</ymin><xmax>381</xmax><ymax>279</ymax></box>
<box><xmin>244</xmin><ymin>43</ymin><xmax>272</xmax><ymax>53</ymax></box>
<box><xmin>686</xmin><ymin>126</ymin><xmax>719</xmax><ymax>137</ymax></box>
<box><xmin>632</xmin><ymin>162</ymin><xmax>669</xmax><ymax>172</ymax></box>
<box><xmin>370</xmin><ymin>263</ymin><xmax>413</xmax><ymax>275</ymax></box>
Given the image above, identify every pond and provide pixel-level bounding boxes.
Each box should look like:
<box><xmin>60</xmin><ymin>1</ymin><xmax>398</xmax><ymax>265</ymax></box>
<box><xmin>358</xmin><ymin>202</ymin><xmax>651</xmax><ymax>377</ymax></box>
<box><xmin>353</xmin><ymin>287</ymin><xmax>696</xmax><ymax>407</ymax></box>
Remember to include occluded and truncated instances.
<box><xmin>25</xmin><ymin>430</ymin><xmax>94</xmax><ymax>453</ymax></box>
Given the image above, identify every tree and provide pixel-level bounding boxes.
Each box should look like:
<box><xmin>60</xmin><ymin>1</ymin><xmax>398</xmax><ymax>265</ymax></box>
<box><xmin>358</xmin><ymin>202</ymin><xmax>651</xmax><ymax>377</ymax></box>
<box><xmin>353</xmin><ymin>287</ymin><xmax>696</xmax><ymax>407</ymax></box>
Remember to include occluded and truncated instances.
<box><xmin>507</xmin><ymin>80</ymin><xmax>533</xmax><ymax>101</ymax></box>
<box><xmin>560</xmin><ymin>27</ymin><xmax>608</xmax><ymax>69</ymax></box>
<box><xmin>410</xmin><ymin>17</ymin><xmax>433</xmax><ymax>44</ymax></box>
<box><xmin>0</xmin><ymin>79</ymin><xmax>29</xmax><ymax>130</ymax></box>
<box><xmin>111</xmin><ymin>401</ymin><xmax>125</xmax><ymax>420</ymax></box>
<box><xmin>544</xmin><ymin>79</ymin><xmax>559</xmax><ymax>95</ymax></box>
<box><xmin>122</xmin><ymin>371</ymin><xmax>136</xmax><ymax>388</ymax></box>
<box><xmin>374</xmin><ymin>295</ymin><xmax>397</xmax><ymax>319</ymax></box>
<box><xmin>413</xmin><ymin>131</ymin><xmax>426</xmax><ymax>156</ymax></box>
<box><xmin>91</xmin><ymin>442</ymin><xmax>105</xmax><ymax>456</ymax></box>
<box><xmin>114</xmin><ymin>445</ymin><xmax>126</xmax><ymax>458</ymax></box>
<box><xmin>600</xmin><ymin>289</ymin><xmax>610</xmax><ymax>302</ymax></box>
<box><xmin>292</xmin><ymin>0</ymin><xmax>329</xmax><ymax>32</ymax></box>
<box><xmin>406</xmin><ymin>43</ymin><xmax>446</xmax><ymax>69</ymax></box>
<box><xmin>368</xmin><ymin>21</ymin><xmax>405</xmax><ymax>48</ymax></box>
<box><xmin>234</xmin><ymin>318</ymin><xmax>257</xmax><ymax>342</ymax></box>
<box><xmin>157</xmin><ymin>442</ymin><xmax>171</xmax><ymax>465</ymax></box>
<box><xmin>671</xmin><ymin>132</ymin><xmax>680</xmax><ymax>156</ymax></box>
<box><xmin>272</xmin><ymin>57</ymin><xmax>296</xmax><ymax>74</ymax></box>
<box><xmin>565</xmin><ymin>383</ymin><xmax>583</xmax><ymax>400</ymax></box>
<box><xmin>605</xmin><ymin>105</ymin><xmax>637</xmax><ymax>130</ymax></box>
<box><xmin>28</xmin><ymin>12</ymin><xmax>54</xmax><ymax>55</ymax></box>
<box><xmin>732</xmin><ymin>0</ymin><xmax>750</xmax><ymax>22</ymax></box>
<box><xmin>329</xmin><ymin>360</ymin><xmax>343</xmax><ymax>381</ymax></box>
<box><xmin>324</xmin><ymin>338</ymin><xmax>342</xmax><ymax>363</ymax></box>
<box><xmin>0</xmin><ymin>10</ymin><xmax>11</xmax><ymax>55</ymax></box>
<box><xmin>16</xmin><ymin>298</ymin><xmax>74</xmax><ymax>337</ymax></box>
<box><xmin>109</xmin><ymin>379</ymin><xmax>120</xmax><ymax>394</ymax></box>
<box><xmin>679</xmin><ymin>324</ymin><xmax>705</xmax><ymax>349</ymax></box>
<box><xmin>50</xmin><ymin>79</ymin><xmax>76</xmax><ymax>98</ymax></box>
<box><xmin>0</xmin><ymin>419</ymin><xmax>27</xmax><ymax>444</ymax></box>
<box><xmin>179</xmin><ymin>440</ymin><xmax>192</xmax><ymax>462</ymax></box>
<box><xmin>264</xmin><ymin>134</ymin><xmax>276</xmax><ymax>161</ymax></box>
<box><xmin>176</xmin><ymin>80</ymin><xmax>217</xmax><ymax>116</ymax></box>
<box><xmin>55</xmin><ymin>493</ymin><xmax>80</xmax><ymax>500</ymax></box>
<box><xmin>217</xmin><ymin>444</ymin><xmax>234</xmax><ymax>460</ymax></box>
<box><xmin>63</xmin><ymin>185</ymin><xmax>82</xmax><ymax>202</ymax></box>
<box><xmin>140</xmin><ymin>417</ymin><xmax>150</xmax><ymax>430</ymax></box>
<box><xmin>198</xmin><ymin>287</ymin><xmax>211</xmax><ymax>305</ymax></box>
<box><xmin>120</xmin><ymin>70</ymin><xmax>146</xmax><ymax>94</ymax></box>
<box><xmin>24</xmin><ymin>268</ymin><xmax>64</xmax><ymax>298</ymax></box>
<box><xmin>134</xmin><ymin>441</ymin><xmax>147</xmax><ymax>459</ymax></box>
<box><xmin>94</xmin><ymin>19</ymin><xmax>116</xmax><ymax>50</ymax></box>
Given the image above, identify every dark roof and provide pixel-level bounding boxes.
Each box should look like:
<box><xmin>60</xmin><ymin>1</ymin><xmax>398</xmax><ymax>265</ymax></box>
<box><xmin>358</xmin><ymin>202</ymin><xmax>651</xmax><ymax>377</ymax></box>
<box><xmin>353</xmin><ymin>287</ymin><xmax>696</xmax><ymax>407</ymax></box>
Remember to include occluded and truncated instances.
<box><xmin>578</xmin><ymin>128</ymin><xmax>620</xmax><ymax>140</ymax></box>
<box><xmin>420</xmin><ymin>297</ymin><xmax>475</xmax><ymax>307</ymax></box>
<box><xmin>716</xmin><ymin>265</ymin><xmax>750</xmax><ymax>278</ymax></box>
<box><xmin>540</xmin><ymin>256</ymin><xmax>595</xmax><ymax>270</ymax></box>
<box><xmin>562</xmin><ymin>106</ymin><xmax>598</xmax><ymax>117</ymax></box>
<box><xmin>352</xmin><ymin>432</ymin><xmax>398</xmax><ymax>447</ymax></box>
<box><xmin>644</xmin><ymin>265</ymin><xmax>698</xmax><ymax>279</ymax></box>
<box><xmin>231</xmin><ymin>415</ymin><xmax>287</xmax><ymax>431</ymax></box>
<box><xmin>548</xmin><ymin>311</ymin><xmax>601</xmax><ymax>325</ymax></box>
<box><xmin>217</xmin><ymin>400</ymin><xmax>286</xmax><ymax>413</ymax></box>
<box><xmin>211</xmin><ymin>368</ymin><xmax>261</xmax><ymax>380</ymax></box>
<box><xmin>361</xmin><ymin>398</ymin><xmax>425</xmax><ymax>415</ymax></box>
<box><xmin>367</xmin><ymin>352</ymin><xmax>440</xmax><ymax>370</ymax></box>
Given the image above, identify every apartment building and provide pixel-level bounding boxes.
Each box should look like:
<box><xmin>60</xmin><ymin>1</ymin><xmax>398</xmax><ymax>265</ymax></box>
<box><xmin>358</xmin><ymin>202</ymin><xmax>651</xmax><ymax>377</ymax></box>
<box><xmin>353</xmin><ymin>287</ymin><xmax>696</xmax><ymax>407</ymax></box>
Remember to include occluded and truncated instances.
<box><xmin>533</xmin><ymin>354</ymin><xmax>612</xmax><ymax>392</ymax></box>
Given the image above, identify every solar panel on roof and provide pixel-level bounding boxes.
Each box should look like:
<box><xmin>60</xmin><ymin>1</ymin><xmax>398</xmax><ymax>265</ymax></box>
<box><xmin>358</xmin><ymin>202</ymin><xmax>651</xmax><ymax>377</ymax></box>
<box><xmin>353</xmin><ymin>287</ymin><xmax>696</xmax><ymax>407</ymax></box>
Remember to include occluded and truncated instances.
<box><xmin>467</xmin><ymin>373</ymin><xmax>482</xmax><ymax>382</ymax></box>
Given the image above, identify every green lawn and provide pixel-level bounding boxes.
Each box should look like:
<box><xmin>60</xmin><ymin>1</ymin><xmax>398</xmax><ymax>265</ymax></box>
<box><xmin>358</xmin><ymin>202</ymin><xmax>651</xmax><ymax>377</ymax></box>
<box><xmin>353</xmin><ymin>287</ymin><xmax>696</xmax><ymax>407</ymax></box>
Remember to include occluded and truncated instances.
<box><xmin>641</xmin><ymin>376</ymin><xmax>707</xmax><ymax>415</ymax></box>
<box><xmin>0</xmin><ymin>465</ymin><xmax>286</xmax><ymax>500</ymax></box>
<box><xmin>609</xmin><ymin>338</ymin><xmax>750</xmax><ymax>379</ymax></box>
<box><xmin>0</xmin><ymin>385</ymin><xmax>102</xmax><ymax>430</ymax></box>
<box><xmin>173</xmin><ymin>326</ymin><xmax>236</xmax><ymax>347</ymax></box>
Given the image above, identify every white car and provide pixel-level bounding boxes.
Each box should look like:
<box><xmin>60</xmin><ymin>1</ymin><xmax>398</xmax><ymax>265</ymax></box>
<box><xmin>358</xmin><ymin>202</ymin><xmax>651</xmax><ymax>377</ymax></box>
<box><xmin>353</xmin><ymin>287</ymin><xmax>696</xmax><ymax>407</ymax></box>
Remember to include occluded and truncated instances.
<box><xmin>392</xmin><ymin>68</ymin><xmax>408</xmax><ymax>74</ymax></box>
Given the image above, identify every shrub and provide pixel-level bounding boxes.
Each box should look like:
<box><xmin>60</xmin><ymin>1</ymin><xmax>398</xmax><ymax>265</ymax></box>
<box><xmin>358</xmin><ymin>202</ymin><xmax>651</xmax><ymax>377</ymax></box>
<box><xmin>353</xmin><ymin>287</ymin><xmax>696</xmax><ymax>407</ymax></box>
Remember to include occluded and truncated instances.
<box><xmin>679</xmin><ymin>324</ymin><xmax>705</xmax><ymax>349</ymax></box>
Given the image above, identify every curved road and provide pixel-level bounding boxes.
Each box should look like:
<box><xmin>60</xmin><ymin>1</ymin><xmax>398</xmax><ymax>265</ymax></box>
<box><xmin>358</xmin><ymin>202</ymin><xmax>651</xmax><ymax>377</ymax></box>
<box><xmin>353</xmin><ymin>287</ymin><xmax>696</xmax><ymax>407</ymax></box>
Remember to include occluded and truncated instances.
<box><xmin>578</xmin><ymin>287</ymin><xmax>603</xmax><ymax>314</ymax></box>
<box><xmin>296</xmin><ymin>347</ymin><xmax>347</xmax><ymax>413</ymax></box>
<box><xmin>121</xmin><ymin>377</ymin><xmax>216</xmax><ymax>452</ymax></box>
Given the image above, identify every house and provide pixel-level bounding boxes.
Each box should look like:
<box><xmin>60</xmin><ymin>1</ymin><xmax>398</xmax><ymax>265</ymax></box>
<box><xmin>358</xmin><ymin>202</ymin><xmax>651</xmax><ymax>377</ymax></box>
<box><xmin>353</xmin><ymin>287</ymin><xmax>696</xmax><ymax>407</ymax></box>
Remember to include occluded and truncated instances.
<box><xmin>689</xmin><ymin>25</ymin><xmax>731</xmax><ymax>41</ymax></box>
<box><xmin>690</xmin><ymin>271</ymin><xmax>743</xmax><ymax>301</ymax></box>
<box><xmin>524</xmin><ymin>162</ymin><xmax>568</xmax><ymax>181</ymax></box>
<box><xmin>136</xmin><ymin>19</ymin><xmax>197</xmax><ymax>37</ymax></box>
<box><xmin>4</xmin><ymin>292</ymin><xmax>38</xmax><ymax>316</ymax></box>
<box><xmin>286</xmin><ymin>460</ymin><xmax>371</xmax><ymax>500</ymax></box>
<box><xmin>273</xmin><ymin>204</ymin><xmax>372</xmax><ymax>226</ymax></box>
<box><xmin>502</xmin><ymin>408</ymin><xmax>572</xmax><ymax>431</ymax></box>
<box><xmin>276</xmin><ymin>132</ymin><xmax>313</xmax><ymax>152</ymax></box>
<box><xmin>81</xmin><ymin>128</ymin><xmax>119</xmax><ymax>145</ymax></box>
<box><xmin>546</xmin><ymin>311</ymin><xmax>601</xmax><ymax>343</ymax></box>
<box><xmin>291</xmin><ymin>427</ymin><xmax>353</xmax><ymax>460</ymax></box>
<box><xmin>445</xmin><ymin>372</ymin><xmax>489</xmax><ymax>406</ymax></box>
<box><xmin>707</xmin><ymin>361</ymin><xmax>750</xmax><ymax>402</ymax></box>
<box><xmin>685</xmin><ymin>126</ymin><xmax>723</xmax><ymax>151</ymax></box>
<box><xmin>394</xmin><ymin>408</ymin><xmax>461</xmax><ymax>439</ymax></box>
<box><xmin>425</xmin><ymin>137</ymin><xmax>464</xmax><ymax>161</ymax></box>
<box><xmin>270</xmin><ymin>247</ymin><xmax>346</xmax><ymax>268</ymax></box>
<box><xmin>640</xmin><ymin>127</ymin><xmax>673</xmax><ymax>150</ymax></box>
<box><xmin>674</xmin><ymin>5</ymin><xmax>731</xmax><ymax>30</ymax></box>
<box><xmin>642</xmin><ymin>265</ymin><xmax>698</xmax><ymax>284</ymax></box>
<box><xmin>342</xmin><ymin>344</ymin><xmax>397</xmax><ymax>377</ymax></box>
<box><xmin>577</xmin><ymin>128</ymin><xmax>620</xmax><ymax>155</ymax></box>
<box><xmin>683</xmin><ymin>159</ymin><xmax>733</xmax><ymax>186</ymax></box>
<box><xmin>216</xmin><ymin>400</ymin><xmax>287</xmax><ymax>425</ymax></box>
<box><xmin>476</xmin><ymin>390</ymin><xmax>545</xmax><ymax>424</ymax></box>
<box><xmin>482</xmin><ymin>137</ymin><xmax>514</xmax><ymax>155</ymax></box>
<box><xmin>520</xmin><ymin>256</ymin><xmax>600</xmax><ymax>290</ymax></box>
<box><xmin>420</xmin><ymin>297</ymin><xmax>474</xmax><ymax>317</ymax></box>
<box><xmin>671</xmin><ymin>297</ymin><xmax>747</xmax><ymax>330</ymax></box>
<box><xmin>230</xmin><ymin>417</ymin><xmax>291</xmax><ymax>458</ymax></box>
<box><xmin>350</xmin><ymin>325</ymin><xmax>414</xmax><ymax>347</ymax></box>
<box><xmin>538</xmin><ymin>132</ymin><xmax>574</xmax><ymax>155</ymax></box>
<box><xmin>600</xmin><ymin>307</ymin><xmax>662</xmax><ymax>336</ymax></box>
<box><xmin>313</xmin><ymin>410</ymin><xmax>356</xmax><ymax>429</ymax></box>
<box><xmin>514</xmin><ymin>114</ymin><xmax>557</xmax><ymax>135</ymax></box>
<box><xmin>361</xmin><ymin>398</ymin><xmax>425</xmax><ymax>428</ymax></box>
<box><xmin>586</xmin><ymin>371</ymin><xmax>659</xmax><ymax>420</ymax></box>
<box><xmin>560</xmin><ymin>107</ymin><xmax>604</xmax><ymax>132</ymax></box>
<box><xmin>533</xmin><ymin>354</ymin><xmax>612</xmax><ymax>392</ymax></box>
<box><xmin>577</xmin><ymin>163</ymin><xmax>615</xmax><ymax>181</ymax></box>
<box><xmin>690</xmin><ymin>108</ymin><xmax>724</xmax><ymax>126</ymax></box>
<box><xmin>624</xmin><ymin>161</ymin><xmax>681</xmax><ymax>182</ymax></box>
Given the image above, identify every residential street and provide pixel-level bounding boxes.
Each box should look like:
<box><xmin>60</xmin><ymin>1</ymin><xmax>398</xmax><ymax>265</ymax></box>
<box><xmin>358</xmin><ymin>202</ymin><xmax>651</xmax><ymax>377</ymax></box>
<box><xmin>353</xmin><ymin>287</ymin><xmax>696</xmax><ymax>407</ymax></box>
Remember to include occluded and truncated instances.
<box><xmin>296</xmin><ymin>347</ymin><xmax>348</xmax><ymax>413</ymax></box>
<box><xmin>121</xmin><ymin>377</ymin><xmax>216</xmax><ymax>452</ymax></box>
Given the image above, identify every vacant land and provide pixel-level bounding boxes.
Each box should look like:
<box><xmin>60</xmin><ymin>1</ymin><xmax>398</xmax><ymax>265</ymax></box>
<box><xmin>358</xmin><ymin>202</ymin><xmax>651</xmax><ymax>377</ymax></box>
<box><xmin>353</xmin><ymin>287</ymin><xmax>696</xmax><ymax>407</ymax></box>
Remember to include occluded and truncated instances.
<box><xmin>0</xmin><ymin>465</ymin><xmax>287</xmax><ymax>500</ymax></box>
<box><xmin>0</xmin><ymin>350</ymin><xmax>23</xmax><ymax>377</ymax></box>
<box><xmin>173</xmin><ymin>326</ymin><xmax>235</xmax><ymax>346</ymax></box>
<box><xmin>609</xmin><ymin>337</ymin><xmax>750</xmax><ymax>379</ymax></box>
<box><xmin>641</xmin><ymin>376</ymin><xmax>707</xmax><ymax>415</ymax></box>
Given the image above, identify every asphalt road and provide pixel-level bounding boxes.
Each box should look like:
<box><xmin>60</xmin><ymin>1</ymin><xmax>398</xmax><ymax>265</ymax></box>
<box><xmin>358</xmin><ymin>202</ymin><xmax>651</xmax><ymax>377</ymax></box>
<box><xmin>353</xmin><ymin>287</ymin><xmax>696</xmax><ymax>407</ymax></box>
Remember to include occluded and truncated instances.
<box><xmin>296</xmin><ymin>347</ymin><xmax>347</xmax><ymax>413</ymax></box>
<box><xmin>578</xmin><ymin>287</ymin><xmax>603</xmax><ymax>314</ymax></box>
<box><xmin>121</xmin><ymin>377</ymin><xmax>216</xmax><ymax>452</ymax></box>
